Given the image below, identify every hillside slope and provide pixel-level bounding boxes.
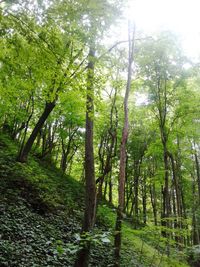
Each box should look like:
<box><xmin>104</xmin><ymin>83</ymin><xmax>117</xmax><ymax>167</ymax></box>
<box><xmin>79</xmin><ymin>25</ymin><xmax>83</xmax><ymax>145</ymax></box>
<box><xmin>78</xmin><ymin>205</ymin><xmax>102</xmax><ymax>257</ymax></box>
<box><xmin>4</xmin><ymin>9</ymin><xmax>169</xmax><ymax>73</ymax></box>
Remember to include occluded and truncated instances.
<box><xmin>0</xmin><ymin>133</ymin><xmax>189</xmax><ymax>267</ymax></box>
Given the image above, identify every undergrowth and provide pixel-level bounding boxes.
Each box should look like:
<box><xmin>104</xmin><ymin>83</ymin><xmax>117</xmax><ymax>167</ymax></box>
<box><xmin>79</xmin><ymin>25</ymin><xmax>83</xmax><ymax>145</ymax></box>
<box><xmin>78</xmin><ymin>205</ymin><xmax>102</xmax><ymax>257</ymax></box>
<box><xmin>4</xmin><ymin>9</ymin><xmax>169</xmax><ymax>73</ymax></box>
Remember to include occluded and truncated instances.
<box><xmin>0</xmin><ymin>133</ymin><xmax>190</xmax><ymax>266</ymax></box>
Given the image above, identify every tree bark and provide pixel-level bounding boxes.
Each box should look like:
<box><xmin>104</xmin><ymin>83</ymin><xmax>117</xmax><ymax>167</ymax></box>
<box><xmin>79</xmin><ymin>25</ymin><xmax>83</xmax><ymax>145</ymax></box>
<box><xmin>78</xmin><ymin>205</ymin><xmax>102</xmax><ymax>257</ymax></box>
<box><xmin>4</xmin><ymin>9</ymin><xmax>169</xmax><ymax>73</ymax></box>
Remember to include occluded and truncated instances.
<box><xmin>195</xmin><ymin>152</ymin><xmax>200</xmax><ymax>204</ymax></box>
<box><xmin>108</xmin><ymin>172</ymin><xmax>113</xmax><ymax>204</ymax></box>
<box><xmin>142</xmin><ymin>172</ymin><xmax>147</xmax><ymax>225</ymax></box>
<box><xmin>96</xmin><ymin>89</ymin><xmax>118</xmax><ymax>202</ymax></box>
<box><xmin>114</xmin><ymin>22</ymin><xmax>135</xmax><ymax>267</ymax></box>
<box><xmin>17</xmin><ymin>101</ymin><xmax>56</xmax><ymax>162</ymax></box>
<box><xmin>150</xmin><ymin>182</ymin><xmax>157</xmax><ymax>226</ymax></box>
<box><xmin>133</xmin><ymin>160</ymin><xmax>140</xmax><ymax>228</ymax></box>
<box><xmin>74</xmin><ymin>47</ymin><xmax>96</xmax><ymax>267</ymax></box>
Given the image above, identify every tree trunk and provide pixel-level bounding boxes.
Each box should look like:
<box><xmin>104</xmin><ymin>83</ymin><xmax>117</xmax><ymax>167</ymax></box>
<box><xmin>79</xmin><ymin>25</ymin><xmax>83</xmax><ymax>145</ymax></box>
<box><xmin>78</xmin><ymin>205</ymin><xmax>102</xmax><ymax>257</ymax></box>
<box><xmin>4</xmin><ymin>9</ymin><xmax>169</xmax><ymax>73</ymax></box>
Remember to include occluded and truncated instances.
<box><xmin>109</xmin><ymin>172</ymin><xmax>113</xmax><ymax>204</ymax></box>
<box><xmin>195</xmin><ymin>153</ymin><xmax>200</xmax><ymax>204</ymax></box>
<box><xmin>17</xmin><ymin>101</ymin><xmax>56</xmax><ymax>163</ymax></box>
<box><xmin>163</xmin><ymin>146</ymin><xmax>170</xmax><ymax>226</ymax></box>
<box><xmin>97</xmin><ymin>90</ymin><xmax>117</xmax><ymax>203</ymax></box>
<box><xmin>74</xmin><ymin>47</ymin><xmax>96</xmax><ymax>267</ymax></box>
<box><xmin>142</xmin><ymin>173</ymin><xmax>147</xmax><ymax>225</ymax></box>
<box><xmin>134</xmin><ymin>160</ymin><xmax>140</xmax><ymax>228</ymax></box>
<box><xmin>114</xmin><ymin>23</ymin><xmax>135</xmax><ymax>267</ymax></box>
<box><xmin>192</xmin><ymin>173</ymin><xmax>200</xmax><ymax>245</ymax></box>
<box><xmin>168</xmin><ymin>152</ymin><xmax>182</xmax><ymax>217</ymax></box>
<box><xmin>83</xmin><ymin>47</ymin><xmax>96</xmax><ymax>231</ymax></box>
<box><xmin>150</xmin><ymin>182</ymin><xmax>157</xmax><ymax>226</ymax></box>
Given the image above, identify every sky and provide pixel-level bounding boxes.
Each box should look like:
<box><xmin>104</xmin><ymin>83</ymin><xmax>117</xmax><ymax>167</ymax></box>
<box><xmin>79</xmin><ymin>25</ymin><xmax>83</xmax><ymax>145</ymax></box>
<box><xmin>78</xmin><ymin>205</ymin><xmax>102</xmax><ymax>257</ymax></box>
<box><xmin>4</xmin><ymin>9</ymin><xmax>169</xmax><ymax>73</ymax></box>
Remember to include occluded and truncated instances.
<box><xmin>124</xmin><ymin>0</ymin><xmax>200</xmax><ymax>60</ymax></box>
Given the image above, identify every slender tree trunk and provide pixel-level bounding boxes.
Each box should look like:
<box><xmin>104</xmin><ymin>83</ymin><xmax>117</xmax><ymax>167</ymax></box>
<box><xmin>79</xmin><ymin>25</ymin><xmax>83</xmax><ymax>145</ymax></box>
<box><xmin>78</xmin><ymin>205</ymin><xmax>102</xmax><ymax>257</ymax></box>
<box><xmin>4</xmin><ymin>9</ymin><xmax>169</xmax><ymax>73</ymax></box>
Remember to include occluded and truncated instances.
<box><xmin>60</xmin><ymin>151</ymin><xmax>68</xmax><ymax>173</ymax></box>
<box><xmin>163</xmin><ymin>146</ymin><xmax>170</xmax><ymax>225</ymax></box>
<box><xmin>97</xmin><ymin>90</ymin><xmax>117</xmax><ymax>203</ymax></box>
<box><xmin>150</xmin><ymin>175</ymin><xmax>157</xmax><ymax>226</ymax></box>
<box><xmin>125</xmin><ymin>187</ymin><xmax>133</xmax><ymax>214</ymax></box>
<box><xmin>142</xmin><ymin>173</ymin><xmax>147</xmax><ymax>225</ymax></box>
<box><xmin>134</xmin><ymin>161</ymin><xmax>140</xmax><ymax>228</ymax></box>
<box><xmin>74</xmin><ymin>47</ymin><xmax>96</xmax><ymax>267</ymax></box>
<box><xmin>17</xmin><ymin>101</ymin><xmax>56</xmax><ymax>162</ymax></box>
<box><xmin>114</xmin><ymin>23</ymin><xmax>135</xmax><ymax>267</ymax></box>
<box><xmin>109</xmin><ymin>172</ymin><xmax>113</xmax><ymax>204</ymax></box>
<box><xmin>193</xmin><ymin>152</ymin><xmax>200</xmax><ymax>244</ymax></box>
<box><xmin>129</xmin><ymin>196</ymin><xmax>135</xmax><ymax>218</ymax></box>
<box><xmin>103</xmin><ymin>180</ymin><xmax>108</xmax><ymax>199</ymax></box>
<box><xmin>192</xmin><ymin>173</ymin><xmax>200</xmax><ymax>245</ymax></box>
<box><xmin>97</xmin><ymin>175</ymin><xmax>104</xmax><ymax>201</ymax></box>
<box><xmin>195</xmin><ymin>153</ymin><xmax>200</xmax><ymax>204</ymax></box>
<box><xmin>168</xmin><ymin>152</ymin><xmax>182</xmax><ymax>217</ymax></box>
<box><xmin>168</xmin><ymin>152</ymin><xmax>183</xmax><ymax>245</ymax></box>
<box><xmin>18</xmin><ymin>112</ymin><xmax>34</xmax><ymax>159</ymax></box>
<box><xmin>83</xmin><ymin>48</ymin><xmax>96</xmax><ymax>231</ymax></box>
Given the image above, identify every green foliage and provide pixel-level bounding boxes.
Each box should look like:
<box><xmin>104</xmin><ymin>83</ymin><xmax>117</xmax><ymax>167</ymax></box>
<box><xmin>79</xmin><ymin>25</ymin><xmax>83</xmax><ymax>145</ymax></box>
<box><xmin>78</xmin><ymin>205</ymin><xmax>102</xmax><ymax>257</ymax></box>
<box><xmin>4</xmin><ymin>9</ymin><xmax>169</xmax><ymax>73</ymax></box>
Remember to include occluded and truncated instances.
<box><xmin>96</xmin><ymin>205</ymin><xmax>116</xmax><ymax>229</ymax></box>
<box><xmin>121</xmin><ymin>223</ymin><xmax>189</xmax><ymax>267</ymax></box>
<box><xmin>0</xmin><ymin>132</ymin><xmax>190</xmax><ymax>266</ymax></box>
<box><xmin>0</xmin><ymin>0</ymin><xmax>200</xmax><ymax>265</ymax></box>
<box><xmin>74</xmin><ymin>230</ymin><xmax>111</xmax><ymax>248</ymax></box>
<box><xmin>0</xmin><ymin>133</ymin><xmax>114</xmax><ymax>266</ymax></box>
<box><xmin>187</xmin><ymin>245</ymin><xmax>200</xmax><ymax>266</ymax></box>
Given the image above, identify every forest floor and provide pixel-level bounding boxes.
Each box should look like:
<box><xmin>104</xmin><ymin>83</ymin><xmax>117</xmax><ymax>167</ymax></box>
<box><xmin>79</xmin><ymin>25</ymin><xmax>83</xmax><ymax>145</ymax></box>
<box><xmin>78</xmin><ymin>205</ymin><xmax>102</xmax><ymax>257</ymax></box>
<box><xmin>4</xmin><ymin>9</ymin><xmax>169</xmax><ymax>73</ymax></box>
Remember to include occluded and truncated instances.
<box><xmin>0</xmin><ymin>133</ymin><xmax>190</xmax><ymax>267</ymax></box>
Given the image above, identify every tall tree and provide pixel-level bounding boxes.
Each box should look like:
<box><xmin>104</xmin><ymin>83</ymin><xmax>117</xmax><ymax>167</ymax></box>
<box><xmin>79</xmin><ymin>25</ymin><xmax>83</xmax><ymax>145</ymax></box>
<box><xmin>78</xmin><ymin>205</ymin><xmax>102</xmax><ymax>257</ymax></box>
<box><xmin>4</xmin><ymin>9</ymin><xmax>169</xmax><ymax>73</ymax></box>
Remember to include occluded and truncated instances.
<box><xmin>114</xmin><ymin>22</ymin><xmax>135</xmax><ymax>267</ymax></box>
<box><xmin>74</xmin><ymin>43</ymin><xmax>96</xmax><ymax>267</ymax></box>
<box><xmin>11</xmin><ymin>2</ymin><xmax>88</xmax><ymax>162</ymax></box>
<box><xmin>74</xmin><ymin>0</ymin><xmax>123</xmax><ymax>265</ymax></box>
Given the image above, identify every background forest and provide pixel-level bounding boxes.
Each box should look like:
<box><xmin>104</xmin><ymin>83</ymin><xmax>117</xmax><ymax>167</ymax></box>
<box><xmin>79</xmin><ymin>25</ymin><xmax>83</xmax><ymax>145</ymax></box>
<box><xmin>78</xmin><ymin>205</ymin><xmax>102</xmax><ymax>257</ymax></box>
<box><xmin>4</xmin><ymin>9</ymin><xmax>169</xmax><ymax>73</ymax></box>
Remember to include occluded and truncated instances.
<box><xmin>0</xmin><ymin>0</ymin><xmax>200</xmax><ymax>266</ymax></box>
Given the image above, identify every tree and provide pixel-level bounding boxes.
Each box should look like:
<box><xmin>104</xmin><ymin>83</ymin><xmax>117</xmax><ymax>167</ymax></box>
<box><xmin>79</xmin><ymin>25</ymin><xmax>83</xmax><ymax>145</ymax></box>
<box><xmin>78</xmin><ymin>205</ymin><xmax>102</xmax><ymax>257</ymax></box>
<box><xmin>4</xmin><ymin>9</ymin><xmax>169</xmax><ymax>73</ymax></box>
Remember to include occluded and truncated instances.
<box><xmin>74</xmin><ymin>1</ymin><xmax>123</xmax><ymax>266</ymax></box>
<box><xmin>7</xmin><ymin>3</ymin><xmax>89</xmax><ymax>162</ymax></box>
<box><xmin>114</xmin><ymin>22</ymin><xmax>135</xmax><ymax>267</ymax></box>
